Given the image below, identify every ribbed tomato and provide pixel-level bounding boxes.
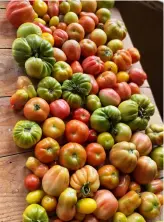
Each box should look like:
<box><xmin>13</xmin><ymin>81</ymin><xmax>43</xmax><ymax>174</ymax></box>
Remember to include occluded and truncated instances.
<box><xmin>82</xmin><ymin>56</ymin><xmax>104</xmax><ymax>76</ymax></box>
<box><xmin>113</xmin><ymin>49</ymin><xmax>132</xmax><ymax>71</ymax></box>
<box><xmin>96</xmin><ymin>71</ymin><xmax>116</xmax><ymax>89</ymax></box>
<box><xmin>113</xmin><ymin>82</ymin><xmax>131</xmax><ymax>101</ymax></box>
<box><xmin>53</xmin><ymin>29</ymin><xmax>68</xmax><ymax>47</ymax></box>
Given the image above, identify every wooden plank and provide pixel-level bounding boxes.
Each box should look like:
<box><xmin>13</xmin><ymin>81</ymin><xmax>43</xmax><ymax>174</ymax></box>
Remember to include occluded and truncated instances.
<box><xmin>0</xmin><ymin>1</ymin><xmax>7</xmax><ymax>9</ymax></box>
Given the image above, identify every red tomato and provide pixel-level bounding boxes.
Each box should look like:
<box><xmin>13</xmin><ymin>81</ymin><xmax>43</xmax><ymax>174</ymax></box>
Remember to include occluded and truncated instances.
<box><xmin>96</xmin><ymin>71</ymin><xmax>117</xmax><ymax>89</ymax></box>
<box><xmin>80</xmin><ymin>12</ymin><xmax>99</xmax><ymax>26</ymax></box>
<box><xmin>129</xmin><ymin>68</ymin><xmax>147</xmax><ymax>86</ymax></box>
<box><xmin>34</xmin><ymin>22</ymin><xmax>52</xmax><ymax>34</ymax></box>
<box><xmin>87</xmin><ymin>129</ymin><xmax>97</xmax><ymax>142</ymax></box>
<box><xmin>50</xmin><ymin>99</ymin><xmax>70</xmax><ymax>119</ymax></box>
<box><xmin>73</xmin><ymin>108</ymin><xmax>90</xmax><ymax>124</ymax></box>
<box><xmin>86</xmin><ymin>143</ymin><xmax>106</xmax><ymax>167</ymax></box>
<box><xmin>57</xmin><ymin>22</ymin><xmax>67</xmax><ymax>31</ymax></box>
<box><xmin>82</xmin><ymin>56</ymin><xmax>104</xmax><ymax>76</ymax></box>
<box><xmin>62</xmin><ymin>40</ymin><xmax>81</xmax><ymax>62</ymax></box>
<box><xmin>80</xmin><ymin>39</ymin><xmax>97</xmax><ymax>58</ymax></box>
<box><xmin>113</xmin><ymin>82</ymin><xmax>131</xmax><ymax>101</ymax></box>
<box><xmin>79</xmin><ymin>16</ymin><xmax>95</xmax><ymax>33</ymax></box>
<box><xmin>88</xmin><ymin>74</ymin><xmax>99</xmax><ymax>94</ymax></box>
<box><xmin>127</xmin><ymin>47</ymin><xmax>140</xmax><ymax>63</ymax></box>
<box><xmin>71</xmin><ymin>61</ymin><xmax>83</xmax><ymax>73</ymax></box>
<box><xmin>53</xmin><ymin>29</ymin><xmax>68</xmax><ymax>47</ymax></box>
<box><xmin>128</xmin><ymin>82</ymin><xmax>140</xmax><ymax>94</ymax></box>
<box><xmin>53</xmin><ymin>48</ymin><xmax>67</xmax><ymax>62</ymax></box>
<box><xmin>24</xmin><ymin>174</ymin><xmax>40</xmax><ymax>191</ymax></box>
<box><xmin>113</xmin><ymin>174</ymin><xmax>131</xmax><ymax>198</ymax></box>
<box><xmin>23</xmin><ymin>97</ymin><xmax>50</xmax><ymax>122</ymax></box>
<box><xmin>65</xmin><ymin>120</ymin><xmax>89</xmax><ymax>144</ymax></box>
<box><xmin>113</xmin><ymin>49</ymin><xmax>132</xmax><ymax>71</ymax></box>
<box><xmin>47</xmin><ymin>1</ymin><xmax>59</xmax><ymax>17</ymax></box>
<box><xmin>34</xmin><ymin>137</ymin><xmax>60</xmax><ymax>163</ymax></box>
<box><xmin>66</xmin><ymin>23</ymin><xmax>85</xmax><ymax>42</ymax></box>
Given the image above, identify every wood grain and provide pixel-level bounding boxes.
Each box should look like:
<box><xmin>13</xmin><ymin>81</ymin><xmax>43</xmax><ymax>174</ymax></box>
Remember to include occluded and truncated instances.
<box><xmin>0</xmin><ymin>1</ymin><xmax>7</xmax><ymax>9</ymax></box>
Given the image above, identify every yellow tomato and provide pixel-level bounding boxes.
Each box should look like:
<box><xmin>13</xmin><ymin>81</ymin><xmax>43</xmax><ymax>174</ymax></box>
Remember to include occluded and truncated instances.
<box><xmin>26</xmin><ymin>190</ymin><xmax>45</xmax><ymax>204</ymax></box>
<box><xmin>34</xmin><ymin>18</ymin><xmax>46</xmax><ymax>25</ymax></box>
<box><xmin>104</xmin><ymin>61</ymin><xmax>118</xmax><ymax>74</ymax></box>
<box><xmin>41</xmin><ymin>195</ymin><xmax>57</xmax><ymax>212</ymax></box>
<box><xmin>49</xmin><ymin>16</ymin><xmax>59</xmax><ymax>27</ymax></box>
<box><xmin>34</xmin><ymin>12</ymin><xmax>38</xmax><ymax>19</ymax></box>
<box><xmin>42</xmin><ymin>13</ymin><xmax>50</xmax><ymax>23</ymax></box>
<box><xmin>42</xmin><ymin>33</ymin><xmax>54</xmax><ymax>46</ymax></box>
<box><xmin>76</xmin><ymin>198</ymin><xmax>97</xmax><ymax>214</ymax></box>
<box><xmin>116</xmin><ymin>71</ymin><xmax>129</xmax><ymax>83</ymax></box>
<box><xmin>33</xmin><ymin>0</ymin><xmax>48</xmax><ymax>17</ymax></box>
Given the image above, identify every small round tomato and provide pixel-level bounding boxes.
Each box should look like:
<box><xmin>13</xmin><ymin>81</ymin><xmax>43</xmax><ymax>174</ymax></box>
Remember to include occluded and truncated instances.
<box><xmin>34</xmin><ymin>137</ymin><xmax>60</xmax><ymax>163</ymax></box>
<box><xmin>24</xmin><ymin>174</ymin><xmax>41</xmax><ymax>191</ymax></box>
<box><xmin>23</xmin><ymin>97</ymin><xmax>50</xmax><ymax>122</ymax></box>
<box><xmin>90</xmin><ymin>29</ymin><xmax>107</xmax><ymax>46</ymax></box>
<box><xmin>73</xmin><ymin>108</ymin><xmax>90</xmax><ymax>124</ymax></box>
<box><xmin>80</xmin><ymin>39</ymin><xmax>97</xmax><ymax>58</ymax></box>
<box><xmin>86</xmin><ymin>143</ymin><xmax>106</xmax><ymax>167</ymax></box>
<box><xmin>97</xmin><ymin>132</ymin><xmax>114</xmax><ymax>150</ymax></box>
<box><xmin>127</xmin><ymin>47</ymin><xmax>140</xmax><ymax>63</ymax></box>
<box><xmin>57</xmin><ymin>22</ymin><xmax>67</xmax><ymax>30</ymax></box>
<box><xmin>59</xmin><ymin>1</ymin><xmax>70</xmax><ymax>14</ymax></box>
<box><xmin>107</xmin><ymin>39</ymin><xmax>123</xmax><ymax>53</ymax></box>
<box><xmin>49</xmin><ymin>16</ymin><xmax>59</xmax><ymax>27</ymax></box>
<box><xmin>42</xmin><ymin>13</ymin><xmax>50</xmax><ymax>23</ymax></box>
<box><xmin>65</xmin><ymin>120</ymin><xmax>89</xmax><ymax>144</ymax></box>
<box><xmin>26</xmin><ymin>190</ymin><xmax>45</xmax><ymax>204</ymax></box>
<box><xmin>50</xmin><ymin>99</ymin><xmax>70</xmax><ymax>119</ymax></box>
<box><xmin>71</xmin><ymin>61</ymin><xmax>83</xmax><ymax>73</ymax></box>
<box><xmin>116</xmin><ymin>71</ymin><xmax>129</xmax><ymax>83</ymax></box>
<box><xmin>87</xmin><ymin>129</ymin><xmax>97</xmax><ymax>142</ymax></box>
<box><xmin>79</xmin><ymin>15</ymin><xmax>95</xmax><ymax>33</ymax></box>
<box><xmin>42</xmin><ymin>32</ymin><xmax>54</xmax><ymax>46</ymax></box>
<box><xmin>43</xmin><ymin>117</ymin><xmax>65</xmax><ymax>139</ymax></box>
<box><xmin>129</xmin><ymin>82</ymin><xmax>140</xmax><ymax>94</ymax></box>
<box><xmin>104</xmin><ymin>61</ymin><xmax>118</xmax><ymax>74</ymax></box>
<box><xmin>128</xmin><ymin>181</ymin><xmax>141</xmax><ymax>193</ymax></box>
<box><xmin>50</xmin><ymin>26</ymin><xmax>56</xmax><ymax>33</ymax></box>
<box><xmin>41</xmin><ymin>195</ymin><xmax>57</xmax><ymax>212</ymax></box>
<box><xmin>53</xmin><ymin>48</ymin><xmax>67</xmax><ymax>62</ymax></box>
<box><xmin>59</xmin><ymin>142</ymin><xmax>86</xmax><ymax>170</ymax></box>
<box><xmin>77</xmin><ymin>198</ymin><xmax>97</xmax><ymax>214</ymax></box>
<box><xmin>34</xmin><ymin>17</ymin><xmax>46</xmax><ymax>25</ymax></box>
<box><xmin>33</xmin><ymin>0</ymin><xmax>48</xmax><ymax>17</ymax></box>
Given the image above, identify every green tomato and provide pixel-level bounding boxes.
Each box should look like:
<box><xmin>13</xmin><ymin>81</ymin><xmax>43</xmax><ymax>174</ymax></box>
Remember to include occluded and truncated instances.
<box><xmin>13</xmin><ymin>120</ymin><xmax>42</xmax><ymax>149</ymax></box>
<box><xmin>86</xmin><ymin>95</ymin><xmax>101</xmax><ymax>112</ymax></box>
<box><xmin>26</xmin><ymin>190</ymin><xmax>45</xmax><ymax>204</ymax></box>
<box><xmin>64</xmin><ymin>12</ymin><xmax>78</xmax><ymax>24</ymax></box>
<box><xmin>17</xmin><ymin>22</ymin><xmax>42</xmax><ymax>38</ymax></box>
<box><xmin>97</xmin><ymin>0</ymin><xmax>115</xmax><ymax>9</ymax></box>
<box><xmin>111</xmin><ymin>123</ymin><xmax>132</xmax><ymax>142</ymax></box>
<box><xmin>96</xmin><ymin>8</ymin><xmax>111</xmax><ymax>24</ymax></box>
<box><xmin>150</xmin><ymin>146</ymin><xmax>164</xmax><ymax>170</ymax></box>
<box><xmin>23</xmin><ymin>204</ymin><xmax>49</xmax><ymax>222</ymax></box>
<box><xmin>37</xmin><ymin>76</ymin><xmax>62</xmax><ymax>103</ymax></box>
<box><xmin>127</xmin><ymin>213</ymin><xmax>146</xmax><ymax>222</ymax></box>
<box><xmin>49</xmin><ymin>16</ymin><xmax>59</xmax><ymax>27</ymax></box>
<box><xmin>97</xmin><ymin>132</ymin><xmax>114</xmax><ymax>150</ymax></box>
<box><xmin>52</xmin><ymin>61</ymin><xmax>72</xmax><ymax>82</ymax></box>
<box><xmin>113</xmin><ymin>212</ymin><xmax>127</xmax><ymax>222</ymax></box>
<box><xmin>118</xmin><ymin>100</ymin><xmax>138</xmax><ymax>122</ymax></box>
<box><xmin>62</xmin><ymin>91</ymin><xmax>82</xmax><ymax>109</ymax></box>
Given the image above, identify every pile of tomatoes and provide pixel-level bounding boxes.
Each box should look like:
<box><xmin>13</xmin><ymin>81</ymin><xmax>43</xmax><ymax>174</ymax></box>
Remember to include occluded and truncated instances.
<box><xmin>6</xmin><ymin>0</ymin><xmax>164</xmax><ymax>222</ymax></box>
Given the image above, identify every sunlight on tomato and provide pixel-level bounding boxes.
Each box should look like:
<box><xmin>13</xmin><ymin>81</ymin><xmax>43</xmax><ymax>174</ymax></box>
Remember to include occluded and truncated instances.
<box><xmin>41</xmin><ymin>195</ymin><xmax>57</xmax><ymax>212</ymax></box>
<box><xmin>117</xmin><ymin>71</ymin><xmax>129</xmax><ymax>83</ymax></box>
<box><xmin>104</xmin><ymin>61</ymin><xmax>118</xmax><ymax>74</ymax></box>
<box><xmin>42</xmin><ymin>33</ymin><xmax>54</xmax><ymax>46</ymax></box>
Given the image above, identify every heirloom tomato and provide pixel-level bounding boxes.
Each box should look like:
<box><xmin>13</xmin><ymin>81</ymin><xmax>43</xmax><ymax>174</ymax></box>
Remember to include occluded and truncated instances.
<box><xmin>71</xmin><ymin>61</ymin><xmax>83</xmax><ymax>73</ymax></box>
<box><xmin>90</xmin><ymin>29</ymin><xmax>107</xmax><ymax>46</ymax></box>
<box><xmin>156</xmin><ymin>193</ymin><xmax>163</xmax><ymax>205</ymax></box>
<box><xmin>10</xmin><ymin>89</ymin><xmax>29</xmax><ymax>110</ymax></box>
<box><xmin>68</xmin><ymin>0</ymin><xmax>82</xmax><ymax>14</ymax></box>
<box><xmin>59</xmin><ymin>1</ymin><xmax>70</xmax><ymax>14</ymax></box>
<box><xmin>138</xmin><ymin>192</ymin><xmax>161</xmax><ymax>219</ymax></box>
<box><xmin>62</xmin><ymin>40</ymin><xmax>81</xmax><ymax>62</ymax></box>
<box><xmin>97</xmin><ymin>132</ymin><xmax>114</xmax><ymax>150</ymax></box>
<box><xmin>128</xmin><ymin>181</ymin><xmax>141</xmax><ymax>193</ymax></box>
<box><xmin>98</xmin><ymin>165</ymin><xmax>119</xmax><ymax>189</ymax></box>
<box><xmin>96</xmin><ymin>45</ymin><xmax>113</xmax><ymax>62</ymax></box>
<box><xmin>41</xmin><ymin>195</ymin><xmax>57</xmax><ymax>212</ymax></box>
<box><xmin>43</xmin><ymin>117</ymin><xmax>65</xmax><ymax>140</ymax></box>
<box><xmin>65</xmin><ymin>120</ymin><xmax>89</xmax><ymax>144</ymax></box>
<box><xmin>53</xmin><ymin>29</ymin><xmax>68</xmax><ymax>47</ymax></box>
<box><xmin>79</xmin><ymin>16</ymin><xmax>95</xmax><ymax>33</ymax></box>
<box><xmin>79</xmin><ymin>12</ymin><xmax>99</xmax><ymax>25</ymax></box>
<box><xmin>73</xmin><ymin>108</ymin><xmax>90</xmax><ymax>124</ymax></box>
<box><xmin>59</xmin><ymin>142</ymin><xmax>86</xmax><ymax>170</ymax></box>
<box><xmin>23</xmin><ymin>97</ymin><xmax>50</xmax><ymax>122</ymax></box>
<box><xmin>23</xmin><ymin>204</ymin><xmax>48</xmax><ymax>222</ymax></box>
<box><xmin>107</xmin><ymin>39</ymin><xmax>123</xmax><ymax>53</ymax></box>
<box><xmin>114</xmin><ymin>82</ymin><xmax>131</xmax><ymax>101</ymax></box>
<box><xmin>96</xmin><ymin>71</ymin><xmax>116</xmax><ymax>89</ymax></box>
<box><xmin>42</xmin><ymin>13</ymin><xmax>50</xmax><ymax>23</ymax></box>
<box><xmin>86</xmin><ymin>95</ymin><xmax>101</xmax><ymax>112</ymax></box>
<box><xmin>87</xmin><ymin>129</ymin><xmax>97</xmax><ymax>142</ymax></box>
<box><xmin>16</xmin><ymin>76</ymin><xmax>32</xmax><ymax>89</ymax></box>
<box><xmin>47</xmin><ymin>1</ymin><xmax>59</xmax><ymax>17</ymax></box>
<box><xmin>145</xmin><ymin>179</ymin><xmax>163</xmax><ymax>194</ymax></box>
<box><xmin>109</xmin><ymin>141</ymin><xmax>139</xmax><ymax>173</ymax></box>
<box><xmin>33</xmin><ymin>0</ymin><xmax>48</xmax><ymax>16</ymax></box>
<box><xmin>34</xmin><ymin>22</ymin><xmax>53</xmax><ymax>34</ymax></box>
<box><xmin>127</xmin><ymin>47</ymin><xmax>140</xmax><ymax>63</ymax></box>
<box><xmin>34</xmin><ymin>17</ymin><xmax>46</xmax><ymax>25</ymax></box>
<box><xmin>81</xmin><ymin>0</ymin><xmax>97</xmax><ymax>13</ymax></box>
<box><xmin>24</xmin><ymin>174</ymin><xmax>40</xmax><ymax>191</ymax></box>
<box><xmin>111</xmin><ymin>123</ymin><xmax>132</xmax><ymax>142</ymax></box>
<box><xmin>104</xmin><ymin>61</ymin><xmax>118</xmax><ymax>74</ymax></box>
<box><xmin>42</xmin><ymin>165</ymin><xmax>69</xmax><ymax>197</ymax></box>
<box><xmin>50</xmin><ymin>99</ymin><xmax>70</xmax><ymax>119</ymax></box>
<box><xmin>80</xmin><ymin>39</ymin><xmax>97</xmax><ymax>57</ymax></box>
<box><xmin>128</xmin><ymin>82</ymin><xmax>140</xmax><ymax>94</ymax></box>
<box><xmin>56</xmin><ymin>188</ymin><xmax>77</xmax><ymax>221</ymax></box>
<box><xmin>84</xmin><ymin>215</ymin><xmax>99</xmax><ymax>222</ymax></box>
<box><xmin>57</xmin><ymin>22</ymin><xmax>67</xmax><ymax>30</ymax></box>
<box><xmin>113</xmin><ymin>174</ymin><xmax>131</xmax><ymax>198</ymax></box>
<box><xmin>96</xmin><ymin>8</ymin><xmax>111</xmax><ymax>24</ymax></box>
<box><xmin>97</xmin><ymin>0</ymin><xmax>114</xmax><ymax>9</ymax></box>
<box><xmin>86</xmin><ymin>143</ymin><xmax>106</xmax><ymax>167</ymax></box>
<box><xmin>127</xmin><ymin>213</ymin><xmax>145</xmax><ymax>222</ymax></box>
<box><xmin>133</xmin><ymin>156</ymin><xmax>157</xmax><ymax>184</ymax></box>
<box><xmin>150</xmin><ymin>146</ymin><xmax>163</xmax><ymax>170</ymax></box>
<box><xmin>104</xmin><ymin>19</ymin><xmax>127</xmax><ymax>40</ymax></box>
<box><xmin>116</xmin><ymin>71</ymin><xmax>129</xmax><ymax>83</ymax></box>
<box><xmin>129</xmin><ymin>68</ymin><xmax>147</xmax><ymax>86</ymax></box>
<box><xmin>88</xmin><ymin>75</ymin><xmax>99</xmax><ymax>94</ymax></box>
<box><xmin>93</xmin><ymin>190</ymin><xmax>118</xmax><ymax>220</ymax></box>
<box><xmin>34</xmin><ymin>137</ymin><xmax>60</xmax><ymax>163</ymax></box>
<box><xmin>82</xmin><ymin>56</ymin><xmax>104</xmax><ymax>76</ymax></box>
<box><xmin>113</xmin><ymin>212</ymin><xmax>127</xmax><ymax>222</ymax></box>
<box><xmin>66</xmin><ymin>23</ymin><xmax>85</xmax><ymax>42</ymax></box>
<box><xmin>52</xmin><ymin>61</ymin><xmax>72</xmax><ymax>83</ymax></box>
<box><xmin>17</xmin><ymin>22</ymin><xmax>42</xmax><ymax>38</ymax></box>
<box><xmin>26</xmin><ymin>189</ymin><xmax>45</xmax><ymax>204</ymax></box>
<box><xmin>49</xmin><ymin>16</ymin><xmax>59</xmax><ymax>27</ymax></box>
<box><xmin>53</xmin><ymin>47</ymin><xmax>67</xmax><ymax>61</ymax></box>
<box><xmin>113</xmin><ymin>49</ymin><xmax>132</xmax><ymax>71</ymax></box>
<box><xmin>130</xmin><ymin>132</ymin><xmax>152</xmax><ymax>156</ymax></box>
<box><xmin>70</xmin><ymin>165</ymin><xmax>100</xmax><ymax>197</ymax></box>
<box><xmin>146</xmin><ymin>124</ymin><xmax>164</xmax><ymax>146</ymax></box>
<box><xmin>42</xmin><ymin>33</ymin><xmax>54</xmax><ymax>46</ymax></box>
<box><xmin>13</xmin><ymin>120</ymin><xmax>42</xmax><ymax>149</ymax></box>
<box><xmin>99</xmin><ymin>88</ymin><xmax>121</xmax><ymax>106</ymax></box>
<box><xmin>77</xmin><ymin>198</ymin><xmax>97</xmax><ymax>214</ymax></box>
<box><xmin>64</xmin><ymin>11</ymin><xmax>79</xmax><ymax>24</ymax></box>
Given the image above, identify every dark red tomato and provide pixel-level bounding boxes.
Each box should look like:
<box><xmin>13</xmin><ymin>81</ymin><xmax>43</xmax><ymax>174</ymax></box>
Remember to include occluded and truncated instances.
<box><xmin>50</xmin><ymin>99</ymin><xmax>70</xmax><ymax>119</ymax></box>
<box><xmin>65</xmin><ymin>120</ymin><xmax>89</xmax><ymax>144</ymax></box>
<box><xmin>24</xmin><ymin>174</ymin><xmax>40</xmax><ymax>191</ymax></box>
<box><xmin>73</xmin><ymin>108</ymin><xmax>90</xmax><ymax>124</ymax></box>
<box><xmin>87</xmin><ymin>129</ymin><xmax>97</xmax><ymax>142</ymax></box>
<box><xmin>86</xmin><ymin>143</ymin><xmax>106</xmax><ymax>167</ymax></box>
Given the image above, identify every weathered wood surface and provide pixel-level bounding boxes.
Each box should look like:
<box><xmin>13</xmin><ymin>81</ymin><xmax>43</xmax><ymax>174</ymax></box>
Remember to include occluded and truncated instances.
<box><xmin>0</xmin><ymin>3</ymin><xmax>162</xmax><ymax>222</ymax></box>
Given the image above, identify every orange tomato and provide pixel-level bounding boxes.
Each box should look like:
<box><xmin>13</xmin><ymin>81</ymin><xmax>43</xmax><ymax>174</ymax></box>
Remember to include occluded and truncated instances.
<box><xmin>42</xmin><ymin>32</ymin><xmax>54</xmax><ymax>46</ymax></box>
<box><xmin>41</xmin><ymin>195</ymin><xmax>57</xmax><ymax>212</ymax></box>
<box><xmin>104</xmin><ymin>61</ymin><xmax>118</xmax><ymax>74</ymax></box>
<box><xmin>116</xmin><ymin>71</ymin><xmax>129</xmax><ymax>82</ymax></box>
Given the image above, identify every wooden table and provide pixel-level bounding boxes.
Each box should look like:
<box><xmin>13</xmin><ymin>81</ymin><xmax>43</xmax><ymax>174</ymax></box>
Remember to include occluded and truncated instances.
<box><xmin>0</xmin><ymin>2</ymin><xmax>162</xmax><ymax>221</ymax></box>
